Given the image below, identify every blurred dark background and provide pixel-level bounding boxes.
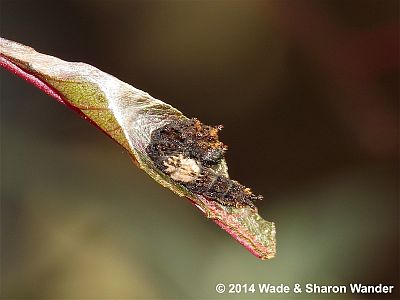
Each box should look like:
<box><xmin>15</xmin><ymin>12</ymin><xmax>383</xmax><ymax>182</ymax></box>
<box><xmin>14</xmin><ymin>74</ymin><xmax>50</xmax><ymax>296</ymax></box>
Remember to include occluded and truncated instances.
<box><xmin>0</xmin><ymin>0</ymin><xmax>398</xmax><ymax>299</ymax></box>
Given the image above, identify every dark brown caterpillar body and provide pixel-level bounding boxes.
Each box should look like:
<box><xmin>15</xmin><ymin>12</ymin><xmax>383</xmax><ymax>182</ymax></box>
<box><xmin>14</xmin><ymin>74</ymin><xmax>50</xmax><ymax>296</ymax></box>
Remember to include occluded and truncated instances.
<box><xmin>146</xmin><ymin>118</ymin><xmax>262</xmax><ymax>208</ymax></box>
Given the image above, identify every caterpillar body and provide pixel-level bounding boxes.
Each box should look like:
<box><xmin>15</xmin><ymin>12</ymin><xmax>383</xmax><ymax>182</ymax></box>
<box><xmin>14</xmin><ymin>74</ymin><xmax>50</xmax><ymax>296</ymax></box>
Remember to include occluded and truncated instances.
<box><xmin>146</xmin><ymin>118</ymin><xmax>262</xmax><ymax>208</ymax></box>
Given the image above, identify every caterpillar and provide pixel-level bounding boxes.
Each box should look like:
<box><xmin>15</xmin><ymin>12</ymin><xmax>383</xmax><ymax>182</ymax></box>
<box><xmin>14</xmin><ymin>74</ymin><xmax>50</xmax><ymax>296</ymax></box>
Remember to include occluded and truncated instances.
<box><xmin>145</xmin><ymin>118</ymin><xmax>263</xmax><ymax>208</ymax></box>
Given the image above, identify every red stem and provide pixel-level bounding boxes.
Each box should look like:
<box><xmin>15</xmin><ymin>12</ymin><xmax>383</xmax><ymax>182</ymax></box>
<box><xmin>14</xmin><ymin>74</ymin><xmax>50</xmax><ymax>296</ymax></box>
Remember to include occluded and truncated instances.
<box><xmin>0</xmin><ymin>54</ymin><xmax>117</xmax><ymax>142</ymax></box>
<box><xmin>1</xmin><ymin>55</ymin><xmax>65</xmax><ymax>104</ymax></box>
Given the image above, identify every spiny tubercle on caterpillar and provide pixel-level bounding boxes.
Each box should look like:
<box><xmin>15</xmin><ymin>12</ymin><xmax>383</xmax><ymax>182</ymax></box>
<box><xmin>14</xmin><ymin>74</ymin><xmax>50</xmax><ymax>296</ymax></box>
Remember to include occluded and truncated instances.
<box><xmin>145</xmin><ymin>118</ymin><xmax>263</xmax><ymax>208</ymax></box>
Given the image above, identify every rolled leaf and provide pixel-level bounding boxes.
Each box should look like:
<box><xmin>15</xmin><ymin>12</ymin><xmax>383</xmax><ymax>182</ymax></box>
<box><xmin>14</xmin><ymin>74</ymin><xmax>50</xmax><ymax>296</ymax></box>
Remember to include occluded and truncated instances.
<box><xmin>0</xmin><ymin>37</ymin><xmax>276</xmax><ymax>259</ymax></box>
